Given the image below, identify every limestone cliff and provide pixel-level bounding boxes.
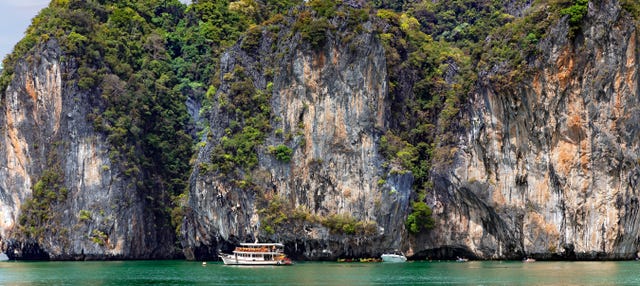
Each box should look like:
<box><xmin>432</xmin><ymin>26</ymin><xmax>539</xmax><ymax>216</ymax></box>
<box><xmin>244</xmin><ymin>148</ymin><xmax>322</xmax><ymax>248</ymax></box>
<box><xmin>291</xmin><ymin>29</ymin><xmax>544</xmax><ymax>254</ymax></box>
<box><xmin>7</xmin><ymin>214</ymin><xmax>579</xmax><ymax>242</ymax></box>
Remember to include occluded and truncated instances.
<box><xmin>423</xmin><ymin>0</ymin><xmax>640</xmax><ymax>260</ymax></box>
<box><xmin>182</xmin><ymin>1</ymin><xmax>640</xmax><ymax>261</ymax></box>
<box><xmin>0</xmin><ymin>40</ymin><xmax>176</xmax><ymax>260</ymax></box>
<box><xmin>181</xmin><ymin>16</ymin><xmax>414</xmax><ymax>260</ymax></box>
<box><xmin>2</xmin><ymin>0</ymin><xmax>640</xmax><ymax>262</ymax></box>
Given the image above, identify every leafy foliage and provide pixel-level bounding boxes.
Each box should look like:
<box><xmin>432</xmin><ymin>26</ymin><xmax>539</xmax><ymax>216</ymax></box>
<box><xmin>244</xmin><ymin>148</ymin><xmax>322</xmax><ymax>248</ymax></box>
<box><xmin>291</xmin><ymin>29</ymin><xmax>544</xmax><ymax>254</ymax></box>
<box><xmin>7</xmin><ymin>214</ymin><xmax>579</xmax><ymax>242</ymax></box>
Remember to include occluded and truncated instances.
<box><xmin>259</xmin><ymin>196</ymin><xmax>377</xmax><ymax>236</ymax></box>
<box><xmin>293</xmin><ymin>10</ymin><xmax>333</xmax><ymax>50</ymax></box>
<box><xmin>322</xmin><ymin>213</ymin><xmax>378</xmax><ymax>235</ymax></box>
<box><xmin>308</xmin><ymin>0</ymin><xmax>338</xmax><ymax>18</ymax></box>
<box><xmin>269</xmin><ymin>144</ymin><xmax>293</xmax><ymax>163</ymax></box>
<box><xmin>258</xmin><ymin>196</ymin><xmax>289</xmax><ymax>234</ymax></box>
<box><xmin>18</xmin><ymin>169</ymin><xmax>68</xmax><ymax>241</ymax></box>
<box><xmin>560</xmin><ymin>0</ymin><xmax>588</xmax><ymax>37</ymax></box>
<box><xmin>621</xmin><ymin>0</ymin><xmax>640</xmax><ymax>19</ymax></box>
<box><xmin>209</xmin><ymin>71</ymin><xmax>272</xmax><ymax>175</ymax></box>
<box><xmin>405</xmin><ymin>201</ymin><xmax>435</xmax><ymax>234</ymax></box>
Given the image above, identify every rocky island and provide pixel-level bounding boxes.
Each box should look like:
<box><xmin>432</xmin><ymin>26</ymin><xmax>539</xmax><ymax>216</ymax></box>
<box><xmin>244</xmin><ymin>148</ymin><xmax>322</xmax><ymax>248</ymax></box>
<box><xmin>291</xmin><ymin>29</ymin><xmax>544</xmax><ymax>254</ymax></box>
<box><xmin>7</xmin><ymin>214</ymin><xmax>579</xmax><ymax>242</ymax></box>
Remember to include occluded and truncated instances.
<box><xmin>1</xmin><ymin>0</ymin><xmax>639</xmax><ymax>261</ymax></box>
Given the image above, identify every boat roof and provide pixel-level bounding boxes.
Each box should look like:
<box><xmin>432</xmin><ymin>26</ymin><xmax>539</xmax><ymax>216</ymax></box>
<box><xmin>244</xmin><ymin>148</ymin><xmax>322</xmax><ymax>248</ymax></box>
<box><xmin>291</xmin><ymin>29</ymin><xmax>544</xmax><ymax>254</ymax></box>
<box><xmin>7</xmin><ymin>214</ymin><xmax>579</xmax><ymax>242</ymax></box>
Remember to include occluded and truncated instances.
<box><xmin>239</xmin><ymin>243</ymin><xmax>284</xmax><ymax>247</ymax></box>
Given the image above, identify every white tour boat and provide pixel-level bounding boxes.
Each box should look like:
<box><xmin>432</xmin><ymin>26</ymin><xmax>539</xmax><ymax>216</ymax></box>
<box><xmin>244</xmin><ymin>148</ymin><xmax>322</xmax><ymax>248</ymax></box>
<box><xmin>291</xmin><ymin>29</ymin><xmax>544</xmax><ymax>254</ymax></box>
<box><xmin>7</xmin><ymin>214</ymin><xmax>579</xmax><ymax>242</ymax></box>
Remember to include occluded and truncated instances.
<box><xmin>220</xmin><ymin>242</ymin><xmax>292</xmax><ymax>266</ymax></box>
<box><xmin>381</xmin><ymin>251</ymin><xmax>407</xmax><ymax>262</ymax></box>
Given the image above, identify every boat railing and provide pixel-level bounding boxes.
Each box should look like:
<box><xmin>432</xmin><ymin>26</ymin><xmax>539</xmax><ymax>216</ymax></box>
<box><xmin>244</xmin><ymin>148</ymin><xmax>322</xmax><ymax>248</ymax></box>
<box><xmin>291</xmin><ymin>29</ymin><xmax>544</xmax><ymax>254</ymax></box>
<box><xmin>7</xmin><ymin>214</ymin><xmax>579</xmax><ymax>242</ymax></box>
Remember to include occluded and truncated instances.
<box><xmin>234</xmin><ymin>247</ymin><xmax>283</xmax><ymax>253</ymax></box>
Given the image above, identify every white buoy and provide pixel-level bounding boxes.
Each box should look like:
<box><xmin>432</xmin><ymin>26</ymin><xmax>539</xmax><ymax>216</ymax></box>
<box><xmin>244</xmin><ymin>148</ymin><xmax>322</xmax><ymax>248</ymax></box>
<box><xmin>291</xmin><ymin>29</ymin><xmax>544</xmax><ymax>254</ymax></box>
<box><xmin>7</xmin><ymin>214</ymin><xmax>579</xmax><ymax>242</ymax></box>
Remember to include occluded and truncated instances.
<box><xmin>202</xmin><ymin>261</ymin><xmax>207</xmax><ymax>266</ymax></box>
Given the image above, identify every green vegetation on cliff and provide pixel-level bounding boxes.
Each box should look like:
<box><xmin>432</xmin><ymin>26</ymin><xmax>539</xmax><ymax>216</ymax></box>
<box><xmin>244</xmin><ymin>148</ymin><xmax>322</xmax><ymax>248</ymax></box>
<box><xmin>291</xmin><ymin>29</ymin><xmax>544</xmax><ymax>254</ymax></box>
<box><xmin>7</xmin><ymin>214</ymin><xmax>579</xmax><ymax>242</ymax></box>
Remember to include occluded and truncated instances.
<box><xmin>4</xmin><ymin>0</ymin><xmax>200</xmax><ymax>242</ymax></box>
<box><xmin>18</xmin><ymin>168</ymin><xmax>68</xmax><ymax>242</ymax></box>
<box><xmin>259</xmin><ymin>196</ymin><xmax>377</xmax><ymax>236</ymax></box>
<box><xmin>371</xmin><ymin>0</ymin><xmax>640</xmax><ymax>234</ymax></box>
<box><xmin>3</xmin><ymin>0</ymin><xmax>307</xmax><ymax>242</ymax></box>
<box><xmin>5</xmin><ymin>0</ymin><xmax>640</xmax><ymax>248</ymax></box>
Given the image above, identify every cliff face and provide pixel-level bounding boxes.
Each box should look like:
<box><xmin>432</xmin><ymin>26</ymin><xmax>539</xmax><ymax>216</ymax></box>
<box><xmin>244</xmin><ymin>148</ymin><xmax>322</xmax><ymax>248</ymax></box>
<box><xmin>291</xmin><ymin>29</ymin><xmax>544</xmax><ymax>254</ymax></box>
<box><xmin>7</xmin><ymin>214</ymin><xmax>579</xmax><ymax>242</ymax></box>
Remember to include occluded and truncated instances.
<box><xmin>0</xmin><ymin>40</ymin><xmax>175</xmax><ymax>260</ymax></box>
<box><xmin>424</xmin><ymin>0</ymin><xmax>640</xmax><ymax>259</ymax></box>
<box><xmin>181</xmin><ymin>21</ymin><xmax>415</xmax><ymax>260</ymax></box>
<box><xmin>177</xmin><ymin>1</ymin><xmax>640</xmax><ymax>261</ymax></box>
<box><xmin>2</xmin><ymin>0</ymin><xmax>640</xmax><ymax>262</ymax></box>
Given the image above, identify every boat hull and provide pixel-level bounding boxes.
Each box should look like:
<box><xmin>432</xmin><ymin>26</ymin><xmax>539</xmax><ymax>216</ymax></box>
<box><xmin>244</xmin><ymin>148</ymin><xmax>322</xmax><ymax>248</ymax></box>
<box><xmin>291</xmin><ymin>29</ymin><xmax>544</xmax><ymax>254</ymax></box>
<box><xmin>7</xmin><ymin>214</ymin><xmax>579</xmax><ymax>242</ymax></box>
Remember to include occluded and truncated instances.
<box><xmin>220</xmin><ymin>254</ymin><xmax>291</xmax><ymax>266</ymax></box>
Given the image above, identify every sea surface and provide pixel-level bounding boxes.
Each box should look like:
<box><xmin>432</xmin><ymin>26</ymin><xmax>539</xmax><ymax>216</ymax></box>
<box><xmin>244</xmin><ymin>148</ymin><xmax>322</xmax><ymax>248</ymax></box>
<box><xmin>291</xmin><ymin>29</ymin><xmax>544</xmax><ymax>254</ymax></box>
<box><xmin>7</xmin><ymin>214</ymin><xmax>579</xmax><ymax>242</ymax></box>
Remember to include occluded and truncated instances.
<box><xmin>1</xmin><ymin>259</ymin><xmax>639</xmax><ymax>285</ymax></box>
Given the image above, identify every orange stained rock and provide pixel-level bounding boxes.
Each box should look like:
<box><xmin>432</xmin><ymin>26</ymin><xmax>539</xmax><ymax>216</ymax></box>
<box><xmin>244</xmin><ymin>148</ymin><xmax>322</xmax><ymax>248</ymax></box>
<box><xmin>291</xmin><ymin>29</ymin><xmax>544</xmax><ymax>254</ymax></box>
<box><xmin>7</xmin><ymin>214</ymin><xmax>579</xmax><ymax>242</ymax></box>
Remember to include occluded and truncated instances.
<box><xmin>556</xmin><ymin>46</ymin><xmax>575</xmax><ymax>90</ymax></box>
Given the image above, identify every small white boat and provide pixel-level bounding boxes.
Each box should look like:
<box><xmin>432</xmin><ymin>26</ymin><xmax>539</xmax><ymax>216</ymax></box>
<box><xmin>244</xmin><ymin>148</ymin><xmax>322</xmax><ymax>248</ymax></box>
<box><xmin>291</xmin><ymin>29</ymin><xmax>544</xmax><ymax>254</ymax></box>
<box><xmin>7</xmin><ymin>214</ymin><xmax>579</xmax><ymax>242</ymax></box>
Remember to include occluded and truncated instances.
<box><xmin>456</xmin><ymin>256</ymin><xmax>469</xmax><ymax>262</ymax></box>
<box><xmin>0</xmin><ymin>252</ymin><xmax>8</xmax><ymax>261</ymax></box>
<box><xmin>219</xmin><ymin>242</ymin><xmax>292</xmax><ymax>266</ymax></box>
<box><xmin>523</xmin><ymin>257</ymin><xmax>536</xmax><ymax>263</ymax></box>
<box><xmin>381</xmin><ymin>251</ymin><xmax>407</xmax><ymax>263</ymax></box>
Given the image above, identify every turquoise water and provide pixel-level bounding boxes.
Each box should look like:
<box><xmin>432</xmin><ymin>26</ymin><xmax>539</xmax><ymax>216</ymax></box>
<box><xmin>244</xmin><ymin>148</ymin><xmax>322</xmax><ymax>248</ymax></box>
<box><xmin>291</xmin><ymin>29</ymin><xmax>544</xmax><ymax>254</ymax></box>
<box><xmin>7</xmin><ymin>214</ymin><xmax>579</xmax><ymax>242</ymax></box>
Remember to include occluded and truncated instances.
<box><xmin>1</xmin><ymin>260</ymin><xmax>639</xmax><ymax>285</ymax></box>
